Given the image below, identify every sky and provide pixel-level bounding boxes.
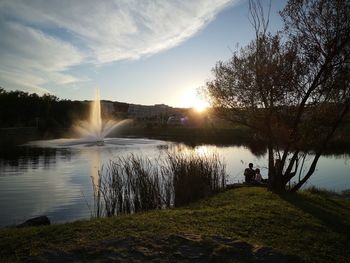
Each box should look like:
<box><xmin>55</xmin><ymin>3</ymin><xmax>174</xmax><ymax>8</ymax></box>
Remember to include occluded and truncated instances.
<box><xmin>0</xmin><ymin>0</ymin><xmax>287</xmax><ymax>107</ymax></box>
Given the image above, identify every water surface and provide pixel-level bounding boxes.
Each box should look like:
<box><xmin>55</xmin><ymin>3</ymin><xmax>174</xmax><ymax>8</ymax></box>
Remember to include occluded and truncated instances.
<box><xmin>0</xmin><ymin>137</ymin><xmax>349</xmax><ymax>227</ymax></box>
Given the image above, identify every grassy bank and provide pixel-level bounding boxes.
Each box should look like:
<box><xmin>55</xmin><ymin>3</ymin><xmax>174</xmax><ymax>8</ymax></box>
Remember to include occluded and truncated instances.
<box><xmin>1</xmin><ymin>187</ymin><xmax>350</xmax><ymax>262</ymax></box>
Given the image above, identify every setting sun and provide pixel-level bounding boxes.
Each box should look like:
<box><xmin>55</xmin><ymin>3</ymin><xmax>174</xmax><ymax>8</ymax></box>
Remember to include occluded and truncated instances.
<box><xmin>179</xmin><ymin>88</ymin><xmax>209</xmax><ymax>113</ymax></box>
<box><xmin>193</xmin><ymin>99</ymin><xmax>209</xmax><ymax>112</ymax></box>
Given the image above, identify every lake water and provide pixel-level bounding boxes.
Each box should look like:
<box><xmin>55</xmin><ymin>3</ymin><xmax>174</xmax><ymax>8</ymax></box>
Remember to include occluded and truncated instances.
<box><xmin>0</xmin><ymin>137</ymin><xmax>349</xmax><ymax>227</ymax></box>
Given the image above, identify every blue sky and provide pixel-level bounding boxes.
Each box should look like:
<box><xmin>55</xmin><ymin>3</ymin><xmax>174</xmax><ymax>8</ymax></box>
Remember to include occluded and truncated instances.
<box><xmin>0</xmin><ymin>0</ymin><xmax>287</xmax><ymax>107</ymax></box>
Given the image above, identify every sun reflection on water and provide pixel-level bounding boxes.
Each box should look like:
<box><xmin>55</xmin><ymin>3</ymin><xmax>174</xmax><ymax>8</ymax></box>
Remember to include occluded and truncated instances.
<box><xmin>89</xmin><ymin>149</ymin><xmax>101</xmax><ymax>192</ymax></box>
<box><xmin>194</xmin><ymin>145</ymin><xmax>212</xmax><ymax>157</ymax></box>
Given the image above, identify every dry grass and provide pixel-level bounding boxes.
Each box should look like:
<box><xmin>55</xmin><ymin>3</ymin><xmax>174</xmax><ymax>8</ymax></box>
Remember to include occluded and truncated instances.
<box><xmin>93</xmin><ymin>152</ymin><xmax>227</xmax><ymax>217</ymax></box>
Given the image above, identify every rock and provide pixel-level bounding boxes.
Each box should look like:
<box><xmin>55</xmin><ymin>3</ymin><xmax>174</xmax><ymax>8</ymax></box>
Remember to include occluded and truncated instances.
<box><xmin>17</xmin><ymin>216</ymin><xmax>50</xmax><ymax>228</ymax></box>
<box><xmin>253</xmin><ymin>246</ymin><xmax>298</xmax><ymax>263</ymax></box>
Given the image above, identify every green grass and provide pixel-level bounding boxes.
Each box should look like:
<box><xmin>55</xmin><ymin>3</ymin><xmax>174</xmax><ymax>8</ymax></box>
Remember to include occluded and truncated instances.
<box><xmin>1</xmin><ymin>187</ymin><xmax>350</xmax><ymax>262</ymax></box>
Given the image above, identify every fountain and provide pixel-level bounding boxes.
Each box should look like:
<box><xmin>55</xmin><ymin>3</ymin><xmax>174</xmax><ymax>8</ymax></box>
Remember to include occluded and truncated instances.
<box><xmin>25</xmin><ymin>88</ymin><xmax>138</xmax><ymax>148</ymax></box>
<box><xmin>73</xmin><ymin>88</ymin><xmax>123</xmax><ymax>145</ymax></box>
<box><xmin>25</xmin><ymin>88</ymin><xmax>164</xmax><ymax>148</ymax></box>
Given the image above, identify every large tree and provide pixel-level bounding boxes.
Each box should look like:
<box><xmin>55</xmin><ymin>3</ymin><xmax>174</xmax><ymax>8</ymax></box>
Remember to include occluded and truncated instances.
<box><xmin>206</xmin><ymin>0</ymin><xmax>350</xmax><ymax>192</ymax></box>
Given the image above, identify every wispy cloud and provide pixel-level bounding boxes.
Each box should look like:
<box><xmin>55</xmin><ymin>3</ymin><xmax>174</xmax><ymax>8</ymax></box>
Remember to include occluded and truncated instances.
<box><xmin>0</xmin><ymin>20</ymin><xmax>84</xmax><ymax>94</ymax></box>
<box><xmin>0</xmin><ymin>0</ymin><xmax>235</xmax><ymax>94</ymax></box>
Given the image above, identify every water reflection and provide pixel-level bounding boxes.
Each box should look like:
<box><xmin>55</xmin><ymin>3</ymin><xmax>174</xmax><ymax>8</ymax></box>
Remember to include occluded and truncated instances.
<box><xmin>0</xmin><ymin>139</ymin><xmax>349</xmax><ymax>227</ymax></box>
<box><xmin>0</xmin><ymin>147</ymin><xmax>57</xmax><ymax>171</ymax></box>
<box><xmin>88</xmin><ymin>148</ymin><xmax>101</xmax><ymax>192</ymax></box>
<box><xmin>0</xmin><ymin>151</ymin><xmax>83</xmax><ymax>226</ymax></box>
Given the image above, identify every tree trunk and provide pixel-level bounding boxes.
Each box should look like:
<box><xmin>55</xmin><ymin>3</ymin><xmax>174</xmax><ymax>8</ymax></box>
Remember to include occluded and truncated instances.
<box><xmin>267</xmin><ymin>143</ymin><xmax>274</xmax><ymax>191</ymax></box>
<box><xmin>267</xmin><ymin>142</ymin><xmax>285</xmax><ymax>193</ymax></box>
<box><xmin>273</xmin><ymin>159</ymin><xmax>285</xmax><ymax>193</ymax></box>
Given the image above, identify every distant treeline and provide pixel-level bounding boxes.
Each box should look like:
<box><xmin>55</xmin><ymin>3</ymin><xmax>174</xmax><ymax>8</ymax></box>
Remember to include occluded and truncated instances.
<box><xmin>0</xmin><ymin>88</ymin><xmax>90</xmax><ymax>131</ymax></box>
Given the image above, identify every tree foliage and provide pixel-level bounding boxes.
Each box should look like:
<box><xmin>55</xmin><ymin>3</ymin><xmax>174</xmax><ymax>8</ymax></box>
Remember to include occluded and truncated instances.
<box><xmin>206</xmin><ymin>0</ymin><xmax>350</xmax><ymax>192</ymax></box>
<box><xmin>0</xmin><ymin>88</ymin><xmax>88</xmax><ymax>131</ymax></box>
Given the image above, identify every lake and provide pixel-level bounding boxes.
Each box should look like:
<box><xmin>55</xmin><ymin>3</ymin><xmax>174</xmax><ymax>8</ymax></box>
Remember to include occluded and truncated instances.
<box><xmin>0</xmin><ymin>137</ymin><xmax>349</xmax><ymax>227</ymax></box>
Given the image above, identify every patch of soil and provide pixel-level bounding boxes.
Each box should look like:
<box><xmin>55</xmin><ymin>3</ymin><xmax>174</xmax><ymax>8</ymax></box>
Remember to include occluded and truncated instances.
<box><xmin>27</xmin><ymin>234</ymin><xmax>300</xmax><ymax>262</ymax></box>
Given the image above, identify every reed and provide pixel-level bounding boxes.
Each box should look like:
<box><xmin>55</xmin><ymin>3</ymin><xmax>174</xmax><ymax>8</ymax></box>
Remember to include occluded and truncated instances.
<box><xmin>93</xmin><ymin>152</ymin><xmax>227</xmax><ymax>217</ymax></box>
<box><xmin>164</xmin><ymin>152</ymin><xmax>226</xmax><ymax>206</ymax></box>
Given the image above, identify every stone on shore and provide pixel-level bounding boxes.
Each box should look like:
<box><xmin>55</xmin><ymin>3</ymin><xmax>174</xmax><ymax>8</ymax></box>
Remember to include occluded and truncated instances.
<box><xmin>17</xmin><ymin>216</ymin><xmax>50</xmax><ymax>228</ymax></box>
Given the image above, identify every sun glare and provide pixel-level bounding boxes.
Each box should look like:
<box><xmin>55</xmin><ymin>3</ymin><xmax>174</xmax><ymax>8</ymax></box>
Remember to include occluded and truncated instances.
<box><xmin>193</xmin><ymin>99</ymin><xmax>208</xmax><ymax>112</ymax></box>
<box><xmin>180</xmin><ymin>89</ymin><xmax>209</xmax><ymax>113</ymax></box>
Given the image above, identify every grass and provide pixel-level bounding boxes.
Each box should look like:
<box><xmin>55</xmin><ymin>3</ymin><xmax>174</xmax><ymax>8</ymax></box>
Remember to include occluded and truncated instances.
<box><xmin>1</xmin><ymin>187</ymin><xmax>350</xmax><ymax>262</ymax></box>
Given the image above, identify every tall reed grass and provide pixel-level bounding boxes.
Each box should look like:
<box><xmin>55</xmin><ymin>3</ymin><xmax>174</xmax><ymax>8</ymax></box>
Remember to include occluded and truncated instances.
<box><xmin>92</xmin><ymin>152</ymin><xmax>226</xmax><ymax>218</ymax></box>
<box><xmin>164</xmin><ymin>153</ymin><xmax>226</xmax><ymax>206</ymax></box>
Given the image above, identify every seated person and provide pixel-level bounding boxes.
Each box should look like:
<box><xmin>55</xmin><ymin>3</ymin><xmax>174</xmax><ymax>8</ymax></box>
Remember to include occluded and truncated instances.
<box><xmin>255</xmin><ymin>168</ymin><xmax>267</xmax><ymax>184</ymax></box>
<box><xmin>244</xmin><ymin>163</ymin><xmax>255</xmax><ymax>183</ymax></box>
<box><xmin>255</xmin><ymin>168</ymin><xmax>262</xmax><ymax>183</ymax></box>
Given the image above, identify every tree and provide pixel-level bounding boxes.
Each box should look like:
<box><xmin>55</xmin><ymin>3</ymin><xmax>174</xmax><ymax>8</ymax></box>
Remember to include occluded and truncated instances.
<box><xmin>206</xmin><ymin>0</ymin><xmax>350</xmax><ymax>192</ymax></box>
<box><xmin>0</xmin><ymin>88</ymin><xmax>88</xmax><ymax>131</ymax></box>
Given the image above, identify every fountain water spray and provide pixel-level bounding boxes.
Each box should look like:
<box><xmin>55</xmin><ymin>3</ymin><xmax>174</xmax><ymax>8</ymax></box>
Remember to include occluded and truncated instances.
<box><xmin>26</xmin><ymin>88</ymin><xmax>133</xmax><ymax>148</ymax></box>
<box><xmin>73</xmin><ymin>88</ymin><xmax>129</xmax><ymax>145</ymax></box>
<box><xmin>90</xmin><ymin>88</ymin><xmax>103</xmax><ymax>141</ymax></box>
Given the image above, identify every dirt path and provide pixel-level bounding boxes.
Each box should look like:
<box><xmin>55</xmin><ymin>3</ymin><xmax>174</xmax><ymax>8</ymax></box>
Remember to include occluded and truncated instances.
<box><xmin>27</xmin><ymin>234</ymin><xmax>300</xmax><ymax>262</ymax></box>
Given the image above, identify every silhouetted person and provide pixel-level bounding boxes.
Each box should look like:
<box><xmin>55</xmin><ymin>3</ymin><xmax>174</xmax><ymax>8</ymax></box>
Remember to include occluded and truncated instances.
<box><xmin>244</xmin><ymin>163</ymin><xmax>255</xmax><ymax>183</ymax></box>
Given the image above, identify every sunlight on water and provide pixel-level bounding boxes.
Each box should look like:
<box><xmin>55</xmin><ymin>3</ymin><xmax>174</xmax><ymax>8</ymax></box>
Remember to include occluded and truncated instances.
<box><xmin>89</xmin><ymin>149</ymin><xmax>101</xmax><ymax>192</ymax></box>
<box><xmin>194</xmin><ymin>145</ymin><xmax>211</xmax><ymax>156</ymax></box>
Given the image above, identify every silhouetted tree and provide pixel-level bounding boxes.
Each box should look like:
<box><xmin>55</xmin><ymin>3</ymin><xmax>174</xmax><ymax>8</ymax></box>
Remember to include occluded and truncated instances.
<box><xmin>0</xmin><ymin>89</ymin><xmax>88</xmax><ymax>132</ymax></box>
<box><xmin>206</xmin><ymin>0</ymin><xmax>350</xmax><ymax>192</ymax></box>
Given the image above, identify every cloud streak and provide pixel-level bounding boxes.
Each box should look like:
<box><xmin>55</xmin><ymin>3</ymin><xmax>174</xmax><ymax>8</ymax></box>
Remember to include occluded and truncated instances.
<box><xmin>0</xmin><ymin>20</ymin><xmax>84</xmax><ymax>94</ymax></box>
<box><xmin>0</xmin><ymin>0</ymin><xmax>235</xmax><ymax>94</ymax></box>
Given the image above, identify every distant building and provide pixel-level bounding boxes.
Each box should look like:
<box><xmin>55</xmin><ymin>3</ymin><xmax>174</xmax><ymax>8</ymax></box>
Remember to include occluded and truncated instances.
<box><xmin>128</xmin><ymin>104</ymin><xmax>176</xmax><ymax>119</ymax></box>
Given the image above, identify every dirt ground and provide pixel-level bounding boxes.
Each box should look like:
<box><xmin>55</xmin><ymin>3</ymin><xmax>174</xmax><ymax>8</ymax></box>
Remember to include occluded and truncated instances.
<box><xmin>27</xmin><ymin>234</ymin><xmax>300</xmax><ymax>262</ymax></box>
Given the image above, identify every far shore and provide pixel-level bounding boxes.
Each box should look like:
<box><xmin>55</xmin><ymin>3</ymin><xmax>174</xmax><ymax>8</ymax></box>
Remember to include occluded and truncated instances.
<box><xmin>1</xmin><ymin>125</ymin><xmax>350</xmax><ymax>155</ymax></box>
